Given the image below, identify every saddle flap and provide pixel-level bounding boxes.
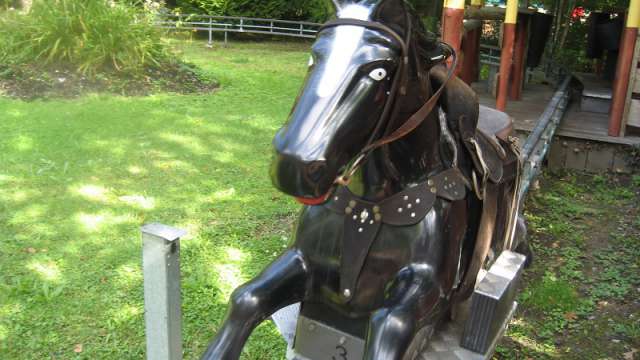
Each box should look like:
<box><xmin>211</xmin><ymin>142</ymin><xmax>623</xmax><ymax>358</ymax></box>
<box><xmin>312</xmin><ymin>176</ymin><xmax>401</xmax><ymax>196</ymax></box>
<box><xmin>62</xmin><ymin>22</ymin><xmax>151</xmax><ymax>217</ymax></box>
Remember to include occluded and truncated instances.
<box><xmin>464</xmin><ymin>129</ymin><xmax>506</xmax><ymax>184</ymax></box>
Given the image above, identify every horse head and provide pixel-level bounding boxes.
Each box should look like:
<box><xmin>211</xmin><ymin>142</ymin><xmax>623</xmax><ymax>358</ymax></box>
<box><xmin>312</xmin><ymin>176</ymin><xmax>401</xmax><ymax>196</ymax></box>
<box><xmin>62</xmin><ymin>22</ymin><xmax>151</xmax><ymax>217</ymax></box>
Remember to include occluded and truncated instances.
<box><xmin>270</xmin><ymin>0</ymin><xmax>444</xmax><ymax>204</ymax></box>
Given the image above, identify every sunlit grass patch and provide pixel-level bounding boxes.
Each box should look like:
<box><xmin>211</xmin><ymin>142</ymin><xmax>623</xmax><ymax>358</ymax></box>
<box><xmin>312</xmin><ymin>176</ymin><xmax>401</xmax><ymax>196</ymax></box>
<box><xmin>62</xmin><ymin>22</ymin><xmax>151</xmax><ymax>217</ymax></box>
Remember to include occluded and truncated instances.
<box><xmin>0</xmin><ymin>39</ymin><xmax>307</xmax><ymax>359</ymax></box>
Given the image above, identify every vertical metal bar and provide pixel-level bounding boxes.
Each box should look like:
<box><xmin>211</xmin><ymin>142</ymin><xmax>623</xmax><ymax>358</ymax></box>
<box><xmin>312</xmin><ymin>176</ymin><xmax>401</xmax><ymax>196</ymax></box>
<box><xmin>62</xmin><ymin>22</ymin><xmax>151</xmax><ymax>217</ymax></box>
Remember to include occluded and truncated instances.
<box><xmin>224</xmin><ymin>25</ymin><xmax>228</xmax><ymax>45</ymax></box>
<box><xmin>240</xmin><ymin>18</ymin><xmax>244</xmax><ymax>32</ymax></box>
<box><xmin>300</xmin><ymin>23</ymin><xmax>304</xmax><ymax>36</ymax></box>
<box><xmin>208</xmin><ymin>17</ymin><xmax>213</xmax><ymax>47</ymax></box>
<box><xmin>142</xmin><ymin>223</ymin><xmax>187</xmax><ymax>360</ymax></box>
<box><xmin>271</xmin><ymin>21</ymin><xmax>274</xmax><ymax>33</ymax></box>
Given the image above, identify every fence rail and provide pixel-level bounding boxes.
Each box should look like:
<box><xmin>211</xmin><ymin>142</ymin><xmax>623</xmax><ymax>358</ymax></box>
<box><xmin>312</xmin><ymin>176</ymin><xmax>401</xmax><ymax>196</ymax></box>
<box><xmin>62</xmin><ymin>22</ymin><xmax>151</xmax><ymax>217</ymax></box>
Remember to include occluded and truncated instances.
<box><xmin>157</xmin><ymin>14</ymin><xmax>322</xmax><ymax>44</ymax></box>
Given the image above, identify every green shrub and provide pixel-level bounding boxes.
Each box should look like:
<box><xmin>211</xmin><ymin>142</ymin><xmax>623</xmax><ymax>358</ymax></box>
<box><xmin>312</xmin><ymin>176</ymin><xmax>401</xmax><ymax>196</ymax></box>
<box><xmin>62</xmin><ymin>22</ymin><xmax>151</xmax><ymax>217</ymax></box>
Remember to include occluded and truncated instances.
<box><xmin>174</xmin><ymin>0</ymin><xmax>334</xmax><ymax>22</ymax></box>
<box><xmin>0</xmin><ymin>0</ymin><xmax>168</xmax><ymax>75</ymax></box>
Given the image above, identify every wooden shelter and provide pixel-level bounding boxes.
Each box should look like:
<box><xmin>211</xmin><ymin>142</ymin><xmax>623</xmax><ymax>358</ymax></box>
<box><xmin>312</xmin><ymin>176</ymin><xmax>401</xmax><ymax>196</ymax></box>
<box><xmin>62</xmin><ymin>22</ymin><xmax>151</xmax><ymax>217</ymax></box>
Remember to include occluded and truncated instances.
<box><xmin>440</xmin><ymin>0</ymin><xmax>640</xmax><ymax>145</ymax></box>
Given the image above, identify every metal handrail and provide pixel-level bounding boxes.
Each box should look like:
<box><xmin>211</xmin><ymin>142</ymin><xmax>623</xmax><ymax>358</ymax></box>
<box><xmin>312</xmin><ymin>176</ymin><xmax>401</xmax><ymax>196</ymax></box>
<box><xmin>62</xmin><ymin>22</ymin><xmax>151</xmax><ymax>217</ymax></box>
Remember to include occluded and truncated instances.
<box><xmin>157</xmin><ymin>14</ymin><xmax>323</xmax><ymax>42</ymax></box>
<box><xmin>519</xmin><ymin>75</ymin><xmax>573</xmax><ymax>201</ymax></box>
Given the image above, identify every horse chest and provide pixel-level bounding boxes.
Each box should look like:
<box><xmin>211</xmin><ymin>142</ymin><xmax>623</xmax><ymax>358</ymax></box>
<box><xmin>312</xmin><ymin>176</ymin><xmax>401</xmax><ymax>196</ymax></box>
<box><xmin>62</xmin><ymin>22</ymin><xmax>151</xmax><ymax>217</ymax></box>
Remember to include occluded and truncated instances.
<box><xmin>294</xmin><ymin>205</ymin><xmax>444</xmax><ymax>306</ymax></box>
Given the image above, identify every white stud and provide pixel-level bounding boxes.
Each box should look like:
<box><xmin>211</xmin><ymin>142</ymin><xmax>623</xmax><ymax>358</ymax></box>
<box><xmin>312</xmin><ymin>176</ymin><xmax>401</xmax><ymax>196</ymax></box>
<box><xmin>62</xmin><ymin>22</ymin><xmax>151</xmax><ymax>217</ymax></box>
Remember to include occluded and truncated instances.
<box><xmin>398</xmin><ymin>208</ymin><xmax>403</xmax><ymax>213</ymax></box>
<box><xmin>416</xmin><ymin>198</ymin><xmax>421</xmax><ymax>204</ymax></box>
<box><xmin>407</xmin><ymin>204</ymin><xmax>412</xmax><ymax>209</ymax></box>
<box><xmin>369</xmin><ymin>220</ymin><xmax>374</xmax><ymax>225</ymax></box>
<box><xmin>358</xmin><ymin>228</ymin><xmax>363</xmax><ymax>233</ymax></box>
<box><xmin>411</xmin><ymin>212</ymin><xmax>416</xmax><ymax>218</ymax></box>
<box><xmin>403</xmin><ymin>195</ymin><xmax>409</xmax><ymax>201</ymax></box>
<box><xmin>343</xmin><ymin>289</ymin><xmax>351</xmax><ymax>297</ymax></box>
<box><xmin>334</xmin><ymin>196</ymin><xmax>339</xmax><ymax>201</ymax></box>
<box><xmin>353</xmin><ymin>215</ymin><xmax>357</xmax><ymax>220</ymax></box>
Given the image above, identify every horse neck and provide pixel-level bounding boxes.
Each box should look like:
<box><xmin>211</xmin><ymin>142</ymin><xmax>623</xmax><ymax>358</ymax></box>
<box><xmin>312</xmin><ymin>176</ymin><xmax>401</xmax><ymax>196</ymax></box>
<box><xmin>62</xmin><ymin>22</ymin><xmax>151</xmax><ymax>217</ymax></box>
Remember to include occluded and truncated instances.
<box><xmin>350</xmin><ymin>54</ymin><xmax>442</xmax><ymax>202</ymax></box>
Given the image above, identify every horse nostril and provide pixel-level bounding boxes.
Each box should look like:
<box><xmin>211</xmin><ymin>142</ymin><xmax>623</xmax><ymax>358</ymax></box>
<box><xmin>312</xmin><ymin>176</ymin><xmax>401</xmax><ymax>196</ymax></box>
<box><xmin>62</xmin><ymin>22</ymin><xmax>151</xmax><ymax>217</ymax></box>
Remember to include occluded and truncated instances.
<box><xmin>306</xmin><ymin>162</ymin><xmax>328</xmax><ymax>183</ymax></box>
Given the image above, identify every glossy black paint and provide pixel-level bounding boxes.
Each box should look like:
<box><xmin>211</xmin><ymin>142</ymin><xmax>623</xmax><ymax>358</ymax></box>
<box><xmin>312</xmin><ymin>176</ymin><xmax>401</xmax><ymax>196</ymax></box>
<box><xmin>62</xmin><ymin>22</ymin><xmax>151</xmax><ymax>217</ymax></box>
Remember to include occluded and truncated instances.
<box><xmin>202</xmin><ymin>1</ymin><xmax>496</xmax><ymax>359</ymax></box>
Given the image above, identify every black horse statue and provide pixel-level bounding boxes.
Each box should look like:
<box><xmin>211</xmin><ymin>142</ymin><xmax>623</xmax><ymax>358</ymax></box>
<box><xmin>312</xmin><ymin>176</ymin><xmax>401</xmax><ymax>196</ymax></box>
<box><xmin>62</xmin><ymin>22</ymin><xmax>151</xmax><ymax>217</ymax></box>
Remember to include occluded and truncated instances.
<box><xmin>202</xmin><ymin>0</ymin><xmax>528</xmax><ymax>358</ymax></box>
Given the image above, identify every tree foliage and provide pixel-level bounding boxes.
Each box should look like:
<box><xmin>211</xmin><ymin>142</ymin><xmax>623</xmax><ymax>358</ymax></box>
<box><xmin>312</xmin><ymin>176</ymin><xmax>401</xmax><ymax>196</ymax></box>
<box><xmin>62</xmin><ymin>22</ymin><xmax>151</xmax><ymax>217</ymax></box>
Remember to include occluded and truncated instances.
<box><xmin>173</xmin><ymin>0</ymin><xmax>335</xmax><ymax>22</ymax></box>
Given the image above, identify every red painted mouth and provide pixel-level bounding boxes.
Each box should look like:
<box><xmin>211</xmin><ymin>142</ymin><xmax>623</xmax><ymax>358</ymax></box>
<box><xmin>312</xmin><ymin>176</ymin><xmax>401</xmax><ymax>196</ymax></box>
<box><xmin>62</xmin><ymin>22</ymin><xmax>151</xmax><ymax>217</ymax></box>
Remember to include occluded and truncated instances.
<box><xmin>295</xmin><ymin>192</ymin><xmax>330</xmax><ymax>206</ymax></box>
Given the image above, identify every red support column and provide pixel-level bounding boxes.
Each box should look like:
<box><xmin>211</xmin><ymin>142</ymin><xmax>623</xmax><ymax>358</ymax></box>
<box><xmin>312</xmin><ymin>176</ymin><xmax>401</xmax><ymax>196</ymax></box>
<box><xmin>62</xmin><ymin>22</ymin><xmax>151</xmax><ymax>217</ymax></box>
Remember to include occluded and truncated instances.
<box><xmin>509</xmin><ymin>16</ymin><xmax>528</xmax><ymax>100</ymax></box>
<box><xmin>461</xmin><ymin>26</ymin><xmax>481</xmax><ymax>84</ymax></box>
<box><xmin>496</xmin><ymin>23</ymin><xmax>517</xmax><ymax>111</ymax></box>
<box><xmin>442</xmin><ymin>0</ymin><xmax>465</xmax><ymax>74</ymax></box>
<box><xmin>609</xmin><ymin>4</ymin><xmax>639</xmax><ymax>137</ymax></box>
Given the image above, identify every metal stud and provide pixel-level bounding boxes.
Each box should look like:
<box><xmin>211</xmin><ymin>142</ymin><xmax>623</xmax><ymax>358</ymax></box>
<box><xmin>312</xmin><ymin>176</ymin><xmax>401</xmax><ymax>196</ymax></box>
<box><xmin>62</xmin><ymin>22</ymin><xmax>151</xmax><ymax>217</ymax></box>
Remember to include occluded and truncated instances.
<box><xmin>407</xmin><ymin>203</ymin><xmax>412</xmax><ymax>209</ymax></box>
<box><xmin>369</xmin><ymin>220</ymin><xmax>374</xmax><ymax>225</ymax></box>
<box><xmin>334</xmin><ymin>196</ymin><xmax>339</xmax><ymax>201</ymax></box>
<box><xmin>403</xmin><ymin>195</ymin><xmax>409</xmax><ymax>201</ymax></box>
<box><xmin>345</xmin><ymin>207</ymin><xmax>353</xmax><ymax>214</ymax></box>
<box><xmin>373</xmin><ymin>205</ymin><xmax>380</xmax><ymax>213</ymax></box>
<box><xmin>430</xmin><ymin>187</ymin><xmax>437</xmax><ymax>194</ymax></box>
<box><xmin>398</xmin><ymin>208</ymin><xmax>403</xmax><ymax>213</ymax></box>
<box><xmin>411</xmin><ymin>212</ymin><xmax>416</xmax><ymax>218</ymax></box>
<box><xmin>343</xmin><ymin>289</ymin><xmax>351</xmax><ymax>298</ymax></box>
<box><xmin>349</xmin><ymin>200</ymin><xmax>356</xmax><ymax>208</ymax></box>
<box><xmin>358</xmin><ymin>228</ymin><xmax>363</xmax><ymax>233</ymax></box>
<box><xmin>416</xmin><ymin>198</ymin><xmax>421</xmax><ymax>204</ymax></box>
<box><xmin>353</xmin><ymin>215</ymin><xmax>357</xmax><ymax>220</ymax></box>
<box><xmin>427</xmin><ymin>179</ymin><xmax>434</xmax><ymax>186</ymax></box>
<box><xmin>375</xmin><ymin>214</ymin><xmax>382</xmax><ymax>222</ymax></box>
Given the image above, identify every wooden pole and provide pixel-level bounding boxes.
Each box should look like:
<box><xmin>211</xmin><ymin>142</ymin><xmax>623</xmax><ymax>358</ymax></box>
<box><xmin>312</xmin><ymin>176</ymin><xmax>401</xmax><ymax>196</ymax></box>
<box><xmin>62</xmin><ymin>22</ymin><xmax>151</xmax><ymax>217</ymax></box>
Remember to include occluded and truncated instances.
<box><xmin>609</xmin><ymin>0</ymin><xmax>639</xmax><ymax>137</ymax></box>
<box><xmin>442</xmin><ymin>0</ymin><xmax>465</xmax><ymax>73</ymax></box>
<box><xmin>509</xmin><ymin>16</ymin><xmax>528</xmax><ymax>100</ymax></box>
<box><xmin>460</xmin><ymin>0</ymin><xmax>484</xmax><ymax>84</ymax></box>
<box><xmin>496</xmin><ymin>0</ymin><xmax>519</xmax><ymax>111</ymax></box>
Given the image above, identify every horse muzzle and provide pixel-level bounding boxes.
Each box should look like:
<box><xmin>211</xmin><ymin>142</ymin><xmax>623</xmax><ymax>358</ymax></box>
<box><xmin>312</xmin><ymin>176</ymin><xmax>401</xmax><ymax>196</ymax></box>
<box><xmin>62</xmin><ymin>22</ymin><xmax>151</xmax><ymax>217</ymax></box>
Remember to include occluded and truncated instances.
<box><xmin>269</xmin><ymin>152</ymin><xmax>336</xmax><ymax>204</ymax></box>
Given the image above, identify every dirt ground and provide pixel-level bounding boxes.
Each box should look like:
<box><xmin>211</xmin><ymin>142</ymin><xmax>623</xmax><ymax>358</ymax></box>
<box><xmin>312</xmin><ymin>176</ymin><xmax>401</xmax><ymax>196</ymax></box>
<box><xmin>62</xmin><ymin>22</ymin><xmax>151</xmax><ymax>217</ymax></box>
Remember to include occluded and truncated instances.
<box><xmin>495</xmin><ymin>172</ymin><xmax>640</xmax><ymax>360</ymax></box>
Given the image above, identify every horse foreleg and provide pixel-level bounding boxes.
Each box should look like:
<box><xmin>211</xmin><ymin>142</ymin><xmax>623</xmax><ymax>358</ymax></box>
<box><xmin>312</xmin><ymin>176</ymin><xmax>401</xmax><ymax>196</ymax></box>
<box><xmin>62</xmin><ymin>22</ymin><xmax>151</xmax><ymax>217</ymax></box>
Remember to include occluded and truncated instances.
<box><xmin>201</xmin><ymin>249</ymin><xmax>309</xmax><ymax>360</ymax></box>
<box><xmin>363</xmin><ymin>266</ymin><xmax>439</xmax><ymax>360</ymax></box>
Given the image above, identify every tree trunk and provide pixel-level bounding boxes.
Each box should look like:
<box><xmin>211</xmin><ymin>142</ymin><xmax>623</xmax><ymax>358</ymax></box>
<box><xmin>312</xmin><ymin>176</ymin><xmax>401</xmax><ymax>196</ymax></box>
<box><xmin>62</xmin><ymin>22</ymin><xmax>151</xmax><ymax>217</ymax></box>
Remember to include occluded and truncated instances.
<box><xmin>557</xmin><ymin>0</ymin><xmax>576</xmax><ymax>52</ymax></box>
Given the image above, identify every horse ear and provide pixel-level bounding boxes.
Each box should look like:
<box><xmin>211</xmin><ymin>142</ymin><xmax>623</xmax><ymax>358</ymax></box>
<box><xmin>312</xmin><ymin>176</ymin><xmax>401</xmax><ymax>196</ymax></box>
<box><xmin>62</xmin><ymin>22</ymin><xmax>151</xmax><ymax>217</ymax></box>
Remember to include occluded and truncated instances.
<box><xmin>374</xmin><ymin>0</ymin><xmax>409</xmax><ymax>31</ymax></box>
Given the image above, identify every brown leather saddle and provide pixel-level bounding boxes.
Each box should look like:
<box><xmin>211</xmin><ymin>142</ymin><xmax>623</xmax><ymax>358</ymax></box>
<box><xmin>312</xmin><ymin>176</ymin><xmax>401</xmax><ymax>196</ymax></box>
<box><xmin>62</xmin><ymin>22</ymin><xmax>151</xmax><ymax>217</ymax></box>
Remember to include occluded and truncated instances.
<box><xmin>430</xmin><ymin>67</ymin><xmax>521</xmax><ymax>302</ymax></box>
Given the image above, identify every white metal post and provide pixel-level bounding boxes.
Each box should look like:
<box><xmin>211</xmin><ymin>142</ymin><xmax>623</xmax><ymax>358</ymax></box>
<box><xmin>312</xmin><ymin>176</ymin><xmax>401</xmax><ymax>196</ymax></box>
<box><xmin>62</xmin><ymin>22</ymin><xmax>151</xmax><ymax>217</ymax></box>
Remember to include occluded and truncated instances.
<box><xmin>142</xmin><ymin>223</ymin><xmax>187</xmax><ymax>360</ymax></box>
<box><xmin>208</xmin><ymin>17</ymin><xmax>213</xmax><ymax>47</ymax></box>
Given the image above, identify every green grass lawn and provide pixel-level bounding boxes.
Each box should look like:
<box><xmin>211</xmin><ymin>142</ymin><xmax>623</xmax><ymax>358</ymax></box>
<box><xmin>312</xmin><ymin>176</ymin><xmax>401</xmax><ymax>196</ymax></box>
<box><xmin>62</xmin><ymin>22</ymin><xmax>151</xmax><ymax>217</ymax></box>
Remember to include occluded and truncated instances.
<box><xmin>1</xmin><ymin>39</ymin><xmax>638</xmax><ymax>360</ymax></box>
<box><xmin>0</xmin><ymin>40</ymin><xmax>311</xmax><ymax>359</ymax></box>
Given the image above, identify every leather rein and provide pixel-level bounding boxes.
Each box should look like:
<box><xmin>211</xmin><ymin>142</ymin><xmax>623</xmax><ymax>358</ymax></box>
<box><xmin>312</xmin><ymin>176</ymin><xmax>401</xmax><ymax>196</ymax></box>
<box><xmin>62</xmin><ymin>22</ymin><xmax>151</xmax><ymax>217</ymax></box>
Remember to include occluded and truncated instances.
<box><xmin>317</xmin><ymin>18</ymin><xmax>458</xmax><ymax>187</ymax></box>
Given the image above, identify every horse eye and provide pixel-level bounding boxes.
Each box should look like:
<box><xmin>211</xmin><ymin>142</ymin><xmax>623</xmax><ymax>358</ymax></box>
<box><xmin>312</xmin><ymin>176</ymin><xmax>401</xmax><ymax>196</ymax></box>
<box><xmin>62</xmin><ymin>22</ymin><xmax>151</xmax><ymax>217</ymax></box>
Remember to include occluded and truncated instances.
<box><xmin>308</xmin><ymin>56</ymin><xmax>314</xmax><ymax>67</ymax></box>
<box><xmin>369</xmin><ymin>68</ymin><xmax>387</xmax><ymax>81</ymax></box>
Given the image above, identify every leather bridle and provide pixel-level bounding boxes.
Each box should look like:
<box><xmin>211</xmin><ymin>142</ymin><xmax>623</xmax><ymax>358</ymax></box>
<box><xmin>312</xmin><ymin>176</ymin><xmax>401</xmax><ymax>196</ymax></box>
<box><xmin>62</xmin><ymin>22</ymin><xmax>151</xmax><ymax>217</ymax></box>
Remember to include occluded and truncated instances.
<box><xmin>317</xmin><ymin>17</ymin><xmax>458</xmax><ymax>187</ymax></box>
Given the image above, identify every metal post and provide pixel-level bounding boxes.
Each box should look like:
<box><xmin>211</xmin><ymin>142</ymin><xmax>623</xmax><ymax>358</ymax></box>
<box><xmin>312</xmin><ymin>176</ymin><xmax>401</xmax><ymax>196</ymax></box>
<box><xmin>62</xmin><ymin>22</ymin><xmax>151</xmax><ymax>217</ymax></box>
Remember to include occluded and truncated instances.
<box><xmin>300</xmin><ymin>23</ymin><xmax>304</xmax><ymax>36</ymax></box>
<box><xmin>142</xmin><ymin>223</ymin><xmax>187</xmax><ymax>360</ymax></box>
<box><xmin>224</xmin><ymin>25</ymin><xmax>228</xmax><ymax>45</ymax></box>
<box><xmin>208</xmin><ymin>17</ymin><xmax>213</xmax><ymax>47</ymax></box>
<box><xmin>240</xmin><ymin>18</ymin><xmax>244</xmax><ymax>32</ymax></box>
<box><xmin>271</xmin><ymin>21</ymin><xmax>274</xmax><ymax>33</ymax></box>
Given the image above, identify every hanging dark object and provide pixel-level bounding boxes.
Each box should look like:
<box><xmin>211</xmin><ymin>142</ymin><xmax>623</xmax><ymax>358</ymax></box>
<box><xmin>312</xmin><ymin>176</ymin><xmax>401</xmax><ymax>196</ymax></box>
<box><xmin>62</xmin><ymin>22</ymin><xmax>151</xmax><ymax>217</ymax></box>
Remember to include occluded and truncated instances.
<box><xmin>527</xmin><ymin>13</ymin><xmax>554</xmax><ymax>68</ymax></box>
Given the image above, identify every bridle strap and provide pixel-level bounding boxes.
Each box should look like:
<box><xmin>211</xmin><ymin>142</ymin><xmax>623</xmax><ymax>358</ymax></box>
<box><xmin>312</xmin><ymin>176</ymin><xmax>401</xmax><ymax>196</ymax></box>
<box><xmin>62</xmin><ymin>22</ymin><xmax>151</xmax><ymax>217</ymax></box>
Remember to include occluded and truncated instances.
<box><xmin>319</xmin><ymin>18</ymin><xmax>458</xmax><ymax>186</ymax></box>
<box><xmin>363</xmin><ymin>44</ymin><xmax>457</xmax><ymax>153</ymax></box>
